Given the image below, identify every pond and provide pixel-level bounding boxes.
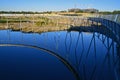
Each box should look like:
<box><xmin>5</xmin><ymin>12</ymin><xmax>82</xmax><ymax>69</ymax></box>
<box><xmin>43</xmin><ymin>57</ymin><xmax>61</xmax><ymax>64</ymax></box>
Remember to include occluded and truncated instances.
<box><xmin>0</xmin><ymin>29</ymin><xmax>120</xmax><ymax>80</ymax></box>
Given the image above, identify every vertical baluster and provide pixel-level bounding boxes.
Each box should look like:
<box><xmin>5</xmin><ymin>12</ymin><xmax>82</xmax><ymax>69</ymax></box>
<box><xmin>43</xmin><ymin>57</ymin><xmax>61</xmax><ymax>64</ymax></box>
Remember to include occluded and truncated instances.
<box><xmin>6</xmin><ymin>17</ymin><xmax>8</xmax><ymax>29</ymax></box>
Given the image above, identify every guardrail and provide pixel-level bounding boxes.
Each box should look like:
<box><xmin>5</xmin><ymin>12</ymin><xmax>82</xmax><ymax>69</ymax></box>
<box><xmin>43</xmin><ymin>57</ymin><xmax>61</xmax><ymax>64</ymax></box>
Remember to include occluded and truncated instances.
<box><xmin>98</xmin><ymin>14</ymin><xmax>120</xmax><ymax>24</ymax></box>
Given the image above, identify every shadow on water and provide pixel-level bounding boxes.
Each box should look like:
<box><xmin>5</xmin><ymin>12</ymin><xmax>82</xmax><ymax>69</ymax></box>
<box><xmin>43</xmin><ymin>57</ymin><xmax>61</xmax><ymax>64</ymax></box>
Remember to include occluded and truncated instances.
<box><xmin>0</xmin><ymin>26</ymin><xmax>120</xmax><ymax>80</ymax></box>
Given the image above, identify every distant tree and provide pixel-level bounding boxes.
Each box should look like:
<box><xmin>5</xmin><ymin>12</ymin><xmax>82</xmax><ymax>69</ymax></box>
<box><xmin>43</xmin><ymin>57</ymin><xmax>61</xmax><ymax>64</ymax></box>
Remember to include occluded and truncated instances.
<box><xmin>75</xmin><ymin>10</ymin><xmax>83</xmax><ymax>13</ymax></box>
<box><xmin>113</xmin><ymin>10</ymin><xmax>120</xmax><ymax>14</ymax></box>
<box><xmin>99</xmin><ymin>11</ymin><xmax>112</xmax><ymax>15</ymax></box>
<box><xmin>68</xmin><ymin>8</ymin><xmax>81</xmax><ymax>13</ymax></box>
<box><xmin>60</xmin><ymin>11</ymin><xmax>67</xmax><ymax>13</ymax></box>
<box><xmin>90</xmin><ymin>11</ymin><xmax>95</xmax><ymax>13</ymax></box>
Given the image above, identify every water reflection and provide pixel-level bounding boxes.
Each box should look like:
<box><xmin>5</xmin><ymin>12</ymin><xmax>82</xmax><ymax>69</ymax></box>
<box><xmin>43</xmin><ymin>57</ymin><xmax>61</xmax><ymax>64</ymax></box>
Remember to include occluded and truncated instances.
<box><xmin>0</xmin><ymin>46</ymin><xmax>76</xmax><ymax>80</ymax></box>
<box><xmin>0</xmin><ymin>29</ymin><xmax>120</xmax><ymax>80</ymax></box>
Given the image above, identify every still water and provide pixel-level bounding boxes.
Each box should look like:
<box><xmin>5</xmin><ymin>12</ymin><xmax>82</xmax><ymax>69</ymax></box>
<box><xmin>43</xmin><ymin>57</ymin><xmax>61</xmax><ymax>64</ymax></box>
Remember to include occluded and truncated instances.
<box><xmin>0</xmin><ymin>30</ymin><xmax>120</xmax><ymax>80</ymax></box>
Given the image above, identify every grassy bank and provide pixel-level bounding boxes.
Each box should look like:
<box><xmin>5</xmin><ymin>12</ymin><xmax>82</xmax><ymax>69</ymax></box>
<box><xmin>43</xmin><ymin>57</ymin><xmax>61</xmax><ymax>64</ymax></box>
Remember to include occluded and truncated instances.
<box><xmin>0</xmin><ymin>15</ymin><xmax>100</xmax><ymax>33</ymax></box>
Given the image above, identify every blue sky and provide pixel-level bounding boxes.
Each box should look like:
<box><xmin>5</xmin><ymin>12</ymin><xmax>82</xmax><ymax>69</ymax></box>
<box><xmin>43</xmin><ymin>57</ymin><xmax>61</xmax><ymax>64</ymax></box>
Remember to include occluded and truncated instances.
<box><xmin>0</xmin><ymin>0</ymin><xmax>120</xmax><ymax>11</ymax></box>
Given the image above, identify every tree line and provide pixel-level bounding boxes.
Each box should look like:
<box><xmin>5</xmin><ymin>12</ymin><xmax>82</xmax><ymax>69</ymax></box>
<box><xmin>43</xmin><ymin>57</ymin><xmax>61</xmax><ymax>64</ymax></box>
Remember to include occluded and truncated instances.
<box><xmin>0</xmin><ymin>11</ymin><xmax>52</xmax><ymax>14</ymax></box>
<box><xmin>0</xmin><ymin>10</ymin><xmax>120</xmax><ymax>14</ymax></box>
<box><xmin>99</xmin><ymin>10</ymin><xmax>120</xmax><ymax>14</ymax></box>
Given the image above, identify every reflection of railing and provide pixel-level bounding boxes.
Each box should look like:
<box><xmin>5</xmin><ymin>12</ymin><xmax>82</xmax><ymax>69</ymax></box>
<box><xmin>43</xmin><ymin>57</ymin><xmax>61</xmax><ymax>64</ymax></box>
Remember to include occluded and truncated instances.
<box><xmin>88</xmin><ymin>17</ymin><xmax>120</xmax><ymax>45</ymax></box>
<box><xmin>67</xmin><ymin>31</ymin><xmax>120</xmax><ymax>80</ymax></box>
<box><xmin>0</xmin><ymin>28</ymin><xmax>120</xmax><ymax>80</ymax></box>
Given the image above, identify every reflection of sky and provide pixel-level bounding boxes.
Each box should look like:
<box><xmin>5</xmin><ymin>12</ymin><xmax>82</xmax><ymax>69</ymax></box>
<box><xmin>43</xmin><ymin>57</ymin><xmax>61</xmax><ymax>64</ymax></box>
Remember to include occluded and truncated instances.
<box><xmin>0</xmin><ymin>46</ymin><xmax>76</xmax><ymax>80</ymax></box>
<box><xmin>0</xmin><ymin>0</ymin><xmax>120</xmax><ymax>11</ymax></box>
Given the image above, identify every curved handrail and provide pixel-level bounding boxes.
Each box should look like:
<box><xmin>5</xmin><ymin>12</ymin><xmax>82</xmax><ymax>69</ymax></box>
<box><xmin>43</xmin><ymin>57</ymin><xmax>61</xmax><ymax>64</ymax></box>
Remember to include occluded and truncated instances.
<box><xmin>88</xmin><ymin>17</ymin><xmax>120</xmax><ymax>45</ymax></box>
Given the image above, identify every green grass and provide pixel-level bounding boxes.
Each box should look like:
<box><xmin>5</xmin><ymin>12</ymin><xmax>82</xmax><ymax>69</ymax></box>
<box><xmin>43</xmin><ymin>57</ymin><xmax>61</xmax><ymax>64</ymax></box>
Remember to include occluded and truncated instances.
<box><xmin>0</xmin><ymin>19</ymin><xmax>30</xmax><ymax>23</ymax></box>
<box><xmin>0</xmin><ymin>20</ymin><xmax>7</xmax><ymax>23</ymax></box>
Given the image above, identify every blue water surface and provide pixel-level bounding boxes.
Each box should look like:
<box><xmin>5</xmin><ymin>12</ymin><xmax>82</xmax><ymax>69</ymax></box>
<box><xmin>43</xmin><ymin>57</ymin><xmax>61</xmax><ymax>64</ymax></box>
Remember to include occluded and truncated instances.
<box><xmin>0</xmin><ymin>30</ymin><xmax>120</xmax><ymax>80</ymax></box>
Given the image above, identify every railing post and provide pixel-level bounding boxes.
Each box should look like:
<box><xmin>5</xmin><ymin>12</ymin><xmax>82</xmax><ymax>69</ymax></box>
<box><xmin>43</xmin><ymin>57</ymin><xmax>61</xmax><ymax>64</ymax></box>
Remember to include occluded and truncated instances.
<box><xmin>110</xmin><ymin>21</ymin><xmax>112</xmax><ymax>32</ymax></box>
<box><xmin>117</xmin><ymin>24</ymin><xmax>119</xmax><ymax>41</ymax></box>
<box><xmin>114</xmin><ymin>23</ymin><xmax>117</xmax><ymax>35</ymax></box>
<box><xmin>118</xmin><ymin>25</ymin><xmax>120</xmax><ymax>42</ymax></box>
<box><xmin>108</xmin><ymin>21</ymin><xmax>110</xmax><ymax>30</ymax></box>
<box><xmin>6</xmin><ymin>17</ymin><xmax>8</xmax><ymax>29</ymax></box>
<box><xmin>107</xmin><ymin>20</ymin><xmax>108</xmax><ymax>27</ymax></box>
<box><xmin>32</xmin><ymin>14</ymin><xmax>34</xmax><ymax>32</ymax></box>
<box><xmin>114</xmin><ymin>14</ymin><xmax>118</xmax><ymax>22</ymax></box>
<box><xmin>111</xmin><ymin>22</ymin><xmax>114</xmax><ymax>31</ymax></box>
<box><xmin>19</xmin><ymin>17</ymin><xmax>22</xmax><ymax>31</ymax></box>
